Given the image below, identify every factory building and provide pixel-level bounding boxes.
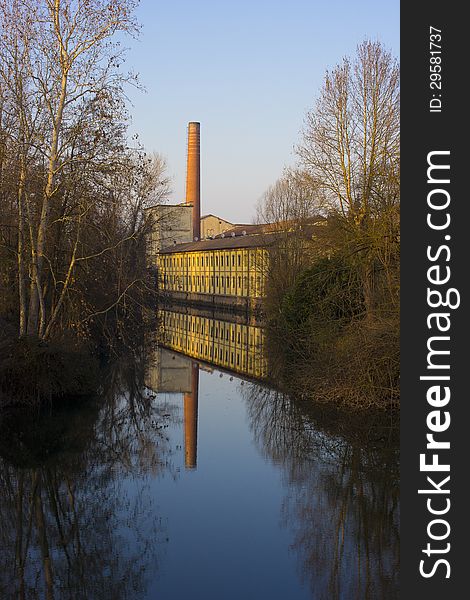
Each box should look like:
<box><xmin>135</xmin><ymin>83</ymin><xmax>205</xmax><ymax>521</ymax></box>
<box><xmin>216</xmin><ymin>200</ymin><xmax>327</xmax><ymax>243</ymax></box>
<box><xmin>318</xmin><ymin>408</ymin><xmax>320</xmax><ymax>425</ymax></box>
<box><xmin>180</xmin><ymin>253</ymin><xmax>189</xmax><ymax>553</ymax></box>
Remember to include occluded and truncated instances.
<box><xmin>146</xmin><ymin>122</ymin><xmax>319</xmax><ymax>311</ymax></box>
<box><xmin>200</xmin><ymin>214</ymin><xmax>235</xmax><ymax>238</ymax></box>
<box><xmin>157</xmin><ymin>236</ymin><xmax>270</xmax><ymax>310</ymax></box>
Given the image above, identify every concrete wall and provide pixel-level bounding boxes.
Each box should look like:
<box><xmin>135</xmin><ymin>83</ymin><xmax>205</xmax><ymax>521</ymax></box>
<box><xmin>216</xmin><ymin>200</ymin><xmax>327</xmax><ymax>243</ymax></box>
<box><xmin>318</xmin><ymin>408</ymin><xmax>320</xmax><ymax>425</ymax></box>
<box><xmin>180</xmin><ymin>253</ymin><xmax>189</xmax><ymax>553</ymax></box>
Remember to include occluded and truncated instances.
<box><xmin>200</xmin><ymin>215</ymin><xmax>233</xmax><ymax>238</ymax></box>
<box><xmin>145</xmin><ymin>205</ymin><xmax>193</xmax><ymax>260</ymax></box>
<box><xmin>159</xmin><ymin>290</ymin><xmax>263</xmax><ymax>315</ymax></box>
<box><xmin>145</xmin><ymin>347</ymin><xmax>193</xmax><ymax>393</ymax></box>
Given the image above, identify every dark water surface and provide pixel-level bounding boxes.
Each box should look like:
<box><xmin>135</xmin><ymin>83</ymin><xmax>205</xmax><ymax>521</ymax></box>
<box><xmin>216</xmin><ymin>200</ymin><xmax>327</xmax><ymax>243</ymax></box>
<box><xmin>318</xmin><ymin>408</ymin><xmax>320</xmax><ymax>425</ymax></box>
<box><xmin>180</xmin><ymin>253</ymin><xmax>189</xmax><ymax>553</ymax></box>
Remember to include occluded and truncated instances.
<box><xmin>0</xmin><ymin>311</ymin><xmax>399</xmax><ymax>599</ymax></box>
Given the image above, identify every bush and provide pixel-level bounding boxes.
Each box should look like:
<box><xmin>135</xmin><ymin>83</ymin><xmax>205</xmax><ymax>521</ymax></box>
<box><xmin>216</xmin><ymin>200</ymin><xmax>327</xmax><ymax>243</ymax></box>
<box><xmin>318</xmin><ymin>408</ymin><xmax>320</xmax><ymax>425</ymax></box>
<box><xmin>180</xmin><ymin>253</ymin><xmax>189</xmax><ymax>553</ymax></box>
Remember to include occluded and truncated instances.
<box><xmin>272</xmin><ymin>255</ymin><xmax>399</xmax><ymax>409</ymax></box>
<box><xmin>0</xmin><ymin>336</ymin><xmax>99</xmax><ymax>408</ymax></box>
<box><xmin>279</xmin><ymin>256</ymin><xmax>363</xmax><ymax>355</ymax></box>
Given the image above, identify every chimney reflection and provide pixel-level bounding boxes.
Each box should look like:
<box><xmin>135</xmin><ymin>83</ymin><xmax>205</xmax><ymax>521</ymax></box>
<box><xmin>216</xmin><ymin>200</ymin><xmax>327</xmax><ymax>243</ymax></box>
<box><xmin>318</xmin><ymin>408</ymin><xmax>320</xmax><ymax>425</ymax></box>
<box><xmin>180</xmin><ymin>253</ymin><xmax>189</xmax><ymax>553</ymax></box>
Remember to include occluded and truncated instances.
<box><xmin>145</xmin><ymin>347</ymin><xmax>200</xmax><ymax>470</ymax></box>
<box><xmin>183</xmin><ymin>362</ymin><xmax>199</xmax><ymax>469</ymax></box>
<box><xmin>148</xmin><ymin>309</ymin><xmax>267</xmax><ymax>471</ymax></box>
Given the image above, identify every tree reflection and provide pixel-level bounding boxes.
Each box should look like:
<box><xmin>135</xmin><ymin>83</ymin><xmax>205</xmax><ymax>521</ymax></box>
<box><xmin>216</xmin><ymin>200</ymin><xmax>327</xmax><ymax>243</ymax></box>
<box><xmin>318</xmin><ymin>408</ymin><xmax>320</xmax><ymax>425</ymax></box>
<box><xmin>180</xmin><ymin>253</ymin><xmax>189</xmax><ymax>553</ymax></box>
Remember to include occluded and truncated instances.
<box><xmin>243</xmin><ymin>383</ymin><xmax>399</xmax><ymax>600</ymax></box>
<box><xmin>0</xmin><ymin>355</ymin><xmax>178</xmax><ymax>599</ymax></box>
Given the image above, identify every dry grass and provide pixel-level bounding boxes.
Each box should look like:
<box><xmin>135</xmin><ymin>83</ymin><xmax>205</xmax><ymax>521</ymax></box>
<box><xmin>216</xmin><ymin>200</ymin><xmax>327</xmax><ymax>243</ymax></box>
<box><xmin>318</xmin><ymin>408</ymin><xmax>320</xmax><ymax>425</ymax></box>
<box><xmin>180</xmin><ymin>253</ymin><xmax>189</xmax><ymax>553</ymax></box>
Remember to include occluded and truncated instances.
<box><xmin>287</xmin><ymin>314</ymin><xmax>400</xmax><ymax>410</ymax></box>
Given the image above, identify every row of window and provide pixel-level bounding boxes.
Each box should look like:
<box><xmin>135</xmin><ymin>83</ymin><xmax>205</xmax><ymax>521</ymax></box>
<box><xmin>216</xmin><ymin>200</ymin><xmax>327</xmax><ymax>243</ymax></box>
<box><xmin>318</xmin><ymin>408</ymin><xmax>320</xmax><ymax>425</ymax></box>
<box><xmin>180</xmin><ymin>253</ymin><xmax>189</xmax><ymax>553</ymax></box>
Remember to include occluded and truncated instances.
<box><xmin>157</xmin><ymin>248</ymin><xmax>267</xmax><ymax>298</ymax></box>
<box><xmin>162</xmin><ymin>274</ymin><xmax>262</xmax><ymax>295</ymax></box>
<box><xmin>161</xmin><ymin>251</ymin><xmax>254</xmax><ymax>269</ymax></box>
<box><xmin>166</xmin><ymin>334</ymin><xmax>263</xmax><ymax>373</ymax></box>
<box><xmin>164</xmin><ymin>313</ymin><xmax>262</xmax><ymax>344</ymax></box>
<box><xmin>160</xmin><ymin>312</ymin><xmax>267</xmax><ymax>378</ymax></box>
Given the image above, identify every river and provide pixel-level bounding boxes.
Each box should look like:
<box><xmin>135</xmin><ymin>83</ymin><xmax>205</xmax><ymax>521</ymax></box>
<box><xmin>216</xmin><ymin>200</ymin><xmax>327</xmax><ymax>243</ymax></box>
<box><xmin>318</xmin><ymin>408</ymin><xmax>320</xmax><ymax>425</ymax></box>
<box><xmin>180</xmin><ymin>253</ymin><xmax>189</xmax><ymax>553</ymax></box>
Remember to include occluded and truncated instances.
<box><xmin>0</xmin><ymin>307</ymin><xmax>399</xmax><ymax>599</ymax></box>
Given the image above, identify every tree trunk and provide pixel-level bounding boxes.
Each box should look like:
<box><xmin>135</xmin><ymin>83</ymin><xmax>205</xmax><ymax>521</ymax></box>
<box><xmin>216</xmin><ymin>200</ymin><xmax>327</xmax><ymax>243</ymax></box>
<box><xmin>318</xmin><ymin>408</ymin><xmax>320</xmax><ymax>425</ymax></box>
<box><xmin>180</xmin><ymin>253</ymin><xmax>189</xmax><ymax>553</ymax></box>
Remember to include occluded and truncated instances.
<box><xmin>17</xmin><ymin>156</ymin><xmax>27</xmax><ymax>336</ymax></box>
<box><xmin>28</xmin><ymin>70</ymin><xmax>68</xmax><ymax>338</ymax></box>
<box><xmin>362</xmin><ymin>258</ymin><xmax>375</xmax><ymax>320</ymax></box>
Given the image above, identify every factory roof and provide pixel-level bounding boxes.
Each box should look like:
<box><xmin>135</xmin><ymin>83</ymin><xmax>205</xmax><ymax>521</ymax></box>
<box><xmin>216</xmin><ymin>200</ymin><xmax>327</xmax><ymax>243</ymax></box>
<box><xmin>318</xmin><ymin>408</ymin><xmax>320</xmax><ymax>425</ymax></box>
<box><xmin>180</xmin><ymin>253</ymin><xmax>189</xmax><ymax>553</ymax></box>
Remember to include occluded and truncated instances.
<box><xmin>160</xmin><ymin>216</ymin><xmax>326</xmax><ymax>254</ymax></box>
<box><xmin>160</xmin><ymin>232</ymin><xmax>279</xmax><ymax>253</ymax></box>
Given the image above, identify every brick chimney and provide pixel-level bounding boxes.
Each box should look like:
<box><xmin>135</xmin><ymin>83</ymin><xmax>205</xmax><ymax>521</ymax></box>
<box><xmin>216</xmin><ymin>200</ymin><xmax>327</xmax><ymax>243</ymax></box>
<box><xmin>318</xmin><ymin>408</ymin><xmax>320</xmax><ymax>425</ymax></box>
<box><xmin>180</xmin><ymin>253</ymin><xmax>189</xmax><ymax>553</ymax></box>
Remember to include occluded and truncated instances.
<box><xmin>185</xmin><ymin>122</ymin><xmax>201</xmax><ymax>240</ymax></box>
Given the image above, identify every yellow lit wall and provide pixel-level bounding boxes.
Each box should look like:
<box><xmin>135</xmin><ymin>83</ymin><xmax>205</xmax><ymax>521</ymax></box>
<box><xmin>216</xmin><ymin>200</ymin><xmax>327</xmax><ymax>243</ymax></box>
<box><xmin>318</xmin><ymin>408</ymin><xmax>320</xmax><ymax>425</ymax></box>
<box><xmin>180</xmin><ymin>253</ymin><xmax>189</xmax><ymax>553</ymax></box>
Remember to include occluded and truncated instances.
<box><xmin>157</xmin><ymin>247</ymin><xmax>268</xmax><ymax>299</ymax></box>
<box><xmin>159</xmin><ymin>309</ymin><xmax>267</xmax><ymax>380</ymax></box>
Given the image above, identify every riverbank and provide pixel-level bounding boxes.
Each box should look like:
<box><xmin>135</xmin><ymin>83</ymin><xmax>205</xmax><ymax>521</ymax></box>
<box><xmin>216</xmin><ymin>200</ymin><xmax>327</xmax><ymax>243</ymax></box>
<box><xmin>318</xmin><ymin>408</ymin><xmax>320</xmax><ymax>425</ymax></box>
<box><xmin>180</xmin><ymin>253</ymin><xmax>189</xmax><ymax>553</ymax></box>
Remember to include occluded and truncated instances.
<box><xmin>267</xmin><ymin>317</ymin><xmax>399</xmax><ymax>411</ymax></box>
<box><xmin>266</xmin><ymin>253</ymin><xmax>400</xmax><ymax>411</ymax></box>
<box><xmin>0</xmin><ymin>336</ymin><xmax>100</xmax><ymax>409</ymax></box>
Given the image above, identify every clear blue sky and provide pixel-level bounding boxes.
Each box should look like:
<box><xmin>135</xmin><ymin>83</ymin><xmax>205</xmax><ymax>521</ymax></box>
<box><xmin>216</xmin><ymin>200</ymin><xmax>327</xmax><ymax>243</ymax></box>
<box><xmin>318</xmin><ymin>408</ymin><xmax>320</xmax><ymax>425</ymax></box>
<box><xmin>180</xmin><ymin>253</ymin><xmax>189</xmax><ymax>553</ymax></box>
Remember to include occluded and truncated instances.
<box><xmin>125</xmin><ymin>0</ymin><xmax>399</xmax><ymax>223</ymax></box>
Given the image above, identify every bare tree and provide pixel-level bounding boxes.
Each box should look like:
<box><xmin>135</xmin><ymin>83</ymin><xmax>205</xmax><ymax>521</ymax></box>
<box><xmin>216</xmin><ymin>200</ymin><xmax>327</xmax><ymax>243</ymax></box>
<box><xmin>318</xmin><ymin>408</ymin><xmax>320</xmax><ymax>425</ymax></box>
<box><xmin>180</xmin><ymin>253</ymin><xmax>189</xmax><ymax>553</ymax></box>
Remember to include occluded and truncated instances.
<box><xmin>256</xmin><ymin>168</ymin><xmax>323</xmax><ymax>310</ymax></box>
<box><xmin>0</xmin><ymin>0</ymin><xmax>152</xmax><ymax>341</ymax></box>
<box><xmin>257</xmin><ymin>168</ymin><xmax>321</xmax><ymax>226</ymax></box>
<box><xmin>28</xmin><ymin>0</ymin><xmax>139</xmax><ymax>337</ymax></box>
<box><xmin>297</xmin><ymin>40</ymin><xmax>400</xmax><ymax>316</ymax></box>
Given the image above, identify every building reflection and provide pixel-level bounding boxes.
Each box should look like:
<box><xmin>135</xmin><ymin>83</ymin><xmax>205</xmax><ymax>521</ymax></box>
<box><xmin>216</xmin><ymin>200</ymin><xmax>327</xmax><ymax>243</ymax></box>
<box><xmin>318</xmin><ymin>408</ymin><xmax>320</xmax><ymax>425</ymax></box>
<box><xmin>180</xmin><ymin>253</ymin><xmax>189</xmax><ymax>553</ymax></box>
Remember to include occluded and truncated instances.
<box><xmin>145</xmin><ymin>308</ymin><xmax>268</xmax><ymax>470</ymax></box>
<box><xmin>145</xmin><ymin>346</ymin><xmax>200</xmax><ymax>469</ymax></box>
<box><xmin>157</xmin><ymin>308</ymin><xmax>267</xmax><ymax>380</ymax></box>
<box><xmin>183</xmin><ymin>363</ymin><xmax>199</xmax><ymax>469</ymax></box>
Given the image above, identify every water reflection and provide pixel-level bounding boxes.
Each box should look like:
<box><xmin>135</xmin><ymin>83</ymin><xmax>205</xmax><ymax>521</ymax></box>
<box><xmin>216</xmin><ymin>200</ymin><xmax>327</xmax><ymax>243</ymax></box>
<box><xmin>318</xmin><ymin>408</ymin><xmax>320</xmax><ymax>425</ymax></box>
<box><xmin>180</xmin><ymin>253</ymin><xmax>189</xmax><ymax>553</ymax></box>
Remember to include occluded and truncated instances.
<box><xmin>151</xmin><ymin>307</ymin><xmax>269</xmax><ymax>473</ymax></box>
<box><xmin>155</xmin><ymin>307</ymin><xmax>399</xmax><ymax>599</ymax></box>
<box><xmin>183</xmin><ymin>363</ymin><xmax>199</xmax><ymax>469</ymax></box>
<box><xmin>0</xmin><ymin>359</ymin><xmax>174</xmax><ymax>599</ymax></box>
<box><xmin>158</xmin><ymin>307</ymin><xmax>267</xmax><ymax>379</ymax></box>
<box><xmin>243</xmin><ymin>383</ymin><xmax>400</xmax><ymax>599</ymax></box>
<box><xmin>145</xmin><ymin>347</ymin><xmax>199</xmax><ymax>469</ymax></box>
<box><xmin>0</xmin><ymin>308</ymin><xmax>399</xmax><ymax>599</ymax></box>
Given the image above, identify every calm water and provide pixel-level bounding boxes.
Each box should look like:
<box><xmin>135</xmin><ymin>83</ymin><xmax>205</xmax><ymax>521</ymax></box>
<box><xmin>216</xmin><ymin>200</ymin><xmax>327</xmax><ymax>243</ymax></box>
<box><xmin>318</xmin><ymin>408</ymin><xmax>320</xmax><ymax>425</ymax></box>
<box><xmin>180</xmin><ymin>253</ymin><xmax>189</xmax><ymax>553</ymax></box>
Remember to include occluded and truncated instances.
<box><xmin>0</xmin><ymin>310</ymin><xmax>399</xmax><ymax>599</ymax></box>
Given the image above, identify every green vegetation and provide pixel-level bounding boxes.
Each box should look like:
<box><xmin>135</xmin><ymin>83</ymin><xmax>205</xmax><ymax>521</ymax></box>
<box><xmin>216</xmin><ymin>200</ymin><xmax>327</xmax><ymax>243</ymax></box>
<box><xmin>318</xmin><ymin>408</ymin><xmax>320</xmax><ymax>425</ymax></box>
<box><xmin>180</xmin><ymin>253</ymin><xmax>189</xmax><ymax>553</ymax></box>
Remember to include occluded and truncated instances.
<box><xmin>262</xmin><ymin>41</ymin><xmax>400</xmax><ymax>409</ymax></box>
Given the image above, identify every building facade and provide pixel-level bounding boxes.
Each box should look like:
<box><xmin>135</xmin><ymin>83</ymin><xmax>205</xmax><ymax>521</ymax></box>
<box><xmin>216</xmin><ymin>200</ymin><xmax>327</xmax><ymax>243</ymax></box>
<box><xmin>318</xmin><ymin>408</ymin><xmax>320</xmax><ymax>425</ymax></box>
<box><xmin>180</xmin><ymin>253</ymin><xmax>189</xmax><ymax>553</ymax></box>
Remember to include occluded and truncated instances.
<box><xmin>145</xmin><ymin>204</ymin><xmax>193</xmax><ymax>262</ymax></box>
<box><xmin>156</xmin><ymin>233</ymin><xmax>272</xmax><ymax>310</ymax></box>
<box><xmin>200</xmin><ymin>214</ymin><xmax>234</xmax><ymax>238</ymax></box>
